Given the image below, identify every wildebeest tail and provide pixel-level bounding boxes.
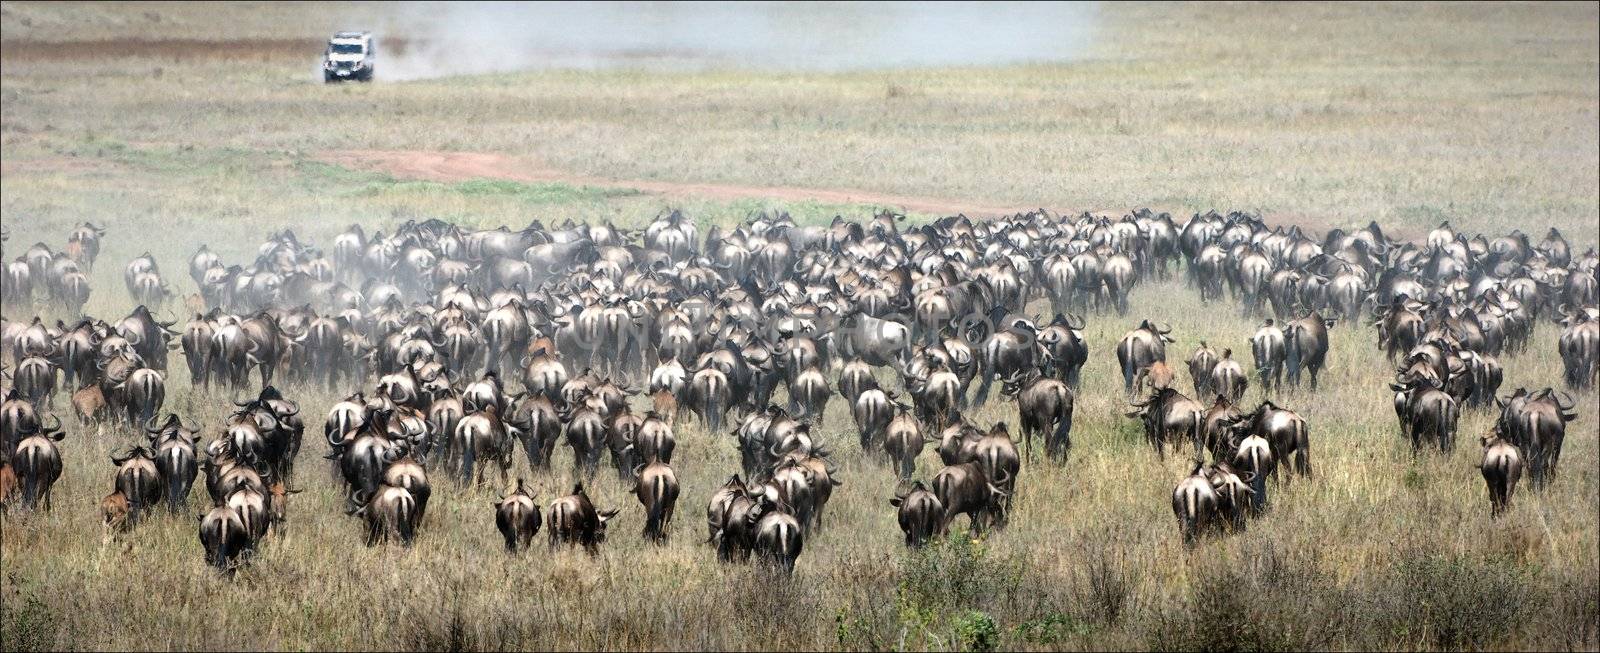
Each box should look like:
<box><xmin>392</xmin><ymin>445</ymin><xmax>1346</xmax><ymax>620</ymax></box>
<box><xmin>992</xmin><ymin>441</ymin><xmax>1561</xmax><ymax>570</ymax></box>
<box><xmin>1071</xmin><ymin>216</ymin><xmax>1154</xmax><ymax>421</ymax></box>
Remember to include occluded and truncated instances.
<box><xmin>460</xmin><ymin>433</ymin><xmax>477</xmax><ymax>486</ymax></box>
<box><xmin>1251</xmin><ymin>447</ymin><xmax>1268</xmax><ymax>508</ymax></box>
<box><xmin>167</xmin><ymin>449</ymin><xmax>186</xmax><ymax>513</ymax></box>
<box><xmin>646</xmin><ymin>474</ymin><xmax>666</xmax><ymax>540</ymax></box>
<box><xmin>21</xmin><ymin>449</ymin><xmax>41</xmax><ymax>510</ymax></box>
<box><xmin>397</xmin><ymin>493</ymin><xmax>418</xmax><ymax>544</ymax></box>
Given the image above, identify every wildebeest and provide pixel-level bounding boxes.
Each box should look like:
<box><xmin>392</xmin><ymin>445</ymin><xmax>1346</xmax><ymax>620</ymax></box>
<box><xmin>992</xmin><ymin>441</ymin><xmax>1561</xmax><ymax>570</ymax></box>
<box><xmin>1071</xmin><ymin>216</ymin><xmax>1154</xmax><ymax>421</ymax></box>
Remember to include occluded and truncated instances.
<box><xmin>72</xmin><ymin>383</ymin><xmax>108</xmax><ymax>425</ymax></box>
<box><xmin>753</xmin><ymin>507</ymin><xmax>804</xmax><ymax>574</ymax></box>
<box><xmin>382</xmin><ymin>445</ymin><xmax>431</xmax><ymax>521</ymax></box>
<box><xmin>1126</xmin><ymin>387</ymin><xmax>1204</xmax><ymax>460</ymax></box>
<box><xmin>1225</xmin><ymin>401</ymin><xmax>1312</xmax><ymax>480</ymax></box>
<box><xmin>1037</xmin><ymin>313</ymin><xmax>1089</xmax><ymax>388</ymax></box>
<box><xmin>882</xmin><ymin>406</ymin><xmax>924</xmax><ymax>480</ymax></box>
<box><xmin>1391</xmin><ymin>376</ymin><xmax>1459</xmax><ymax>454</ymax></box>
<box><xmin>890</xmin><ymin>480</ymin><xmax>944</xmax><ymax>547</ymax></box>
<box><xmin>11</xmin><ymin>416</ymin><xmax>65</xmax><ymax>511</ymax></box>
<box><xmin>351</xmin><ymin>484</ymin><xmax>420</xmax><ymax>546</ymax></box>
<box><xmin>1230</xmin><ymin>432</ymin><xmax>1274</xmax><ymax>513</ymax></box>
<box><xmin>1251</xmin><ymin>320</ymin><xmax>1287</xmax><ymax>393</ymax></box>
<box><xmin>198</xmin><ymin>505</ymin><xmax>252</xmax><ymax>572</ymax></box>
<box><xmin>1135</xmin><ymin>360</ymin><xmax>1175</xmax><ymax>396</ymax></box>
<box><xmin>1187</xmin><ymin>341</ymin><xmax>1219</xmax><ymax>399</ymax></box>
<box><xmin>111</xmin><ymin>446</ymin><xmax>162</xmax><ymax>525</ymax></box>
<box><xmin>1479</xmin><ymin>427</ymin><xmax>1523</xmax><ymax>517</ymax></box>
<box><xmin>1116</xmin><ymin>320</ymin><xmax>1173</xmax><ymax>395</ymax></box>
<box><xmin>1496</xmin><ymin>388</ymin><xmax>1578</xmax><ymax>489</ymax></box>
<box><xmin>1209</xmin><ymin>349</ymin><xmax>1249</xmax><ymax>403</ymax></box>
<box><xmin>706</xmin><ymin>473</ymin><xmax>749</xmax><ymax>546</ymax></box>
<box><xmin>547</xmin><ymin>481</ymin><xmax>619</xmax><ymax>554</ymax></box>
<box><xmin>1207</xmin><ymin>462</ymin><xmax>1254</xmax><ymax>533</ymax></box>
<box><xmin>1283</xmin><ymin>312</ymin><xmax>1334</xmax><ymax>390</ymax></box>
<box><xmin>494</xmin><ymin>478</ymin><xmax>543</xmax><ymax>552</ymax></box>
<box><xmin>0</xmin><ymin>460</ymin><xmax>17</xmax><ymax>508</ymax></box>
<box><xmin>1000</xmin><ymin>368</ymin><xmax>1073</xmax><ymax>463</ymax></box>
<box><xmin>634</xmin><ymin>459</ymin><xmax>680</xmax><ymax>543</ymax></box>
<box><xmin>266</xmin><ymin>480</ymin><xmax>300</xmax><ymax>536</ymax></box>
<box><xmin>453</xmin><ymin>405</ymin><xmax>515</xmax><ymax>486</ymax></box>
<box><xmin>931</xmin><ymin>461</ymin><xmax>1010</xmax><ymax>536</ymax></box>
<box><xmin>1172</xmin><ymin>463</ymin><xmax>1218</xmax><ymax>546</ymax></box>
<box><xmin>1558</xmin><ymin>308</ymin><xmax>1598</xmax><ymax>390</ymax></box>
<box><xmin>14</xmin><ymin>354</ymin><xmax>56</xmax><ymax>409</ymax></box>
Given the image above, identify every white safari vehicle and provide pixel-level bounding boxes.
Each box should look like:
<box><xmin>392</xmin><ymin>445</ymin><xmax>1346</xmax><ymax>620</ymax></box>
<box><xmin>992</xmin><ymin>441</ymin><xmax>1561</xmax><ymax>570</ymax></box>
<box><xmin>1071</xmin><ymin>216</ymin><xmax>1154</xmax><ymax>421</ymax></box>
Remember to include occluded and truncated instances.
<box><xmin>323</xmin><ymin>31</ymin><xmax>375</xmax><ymax>83</ymax></box>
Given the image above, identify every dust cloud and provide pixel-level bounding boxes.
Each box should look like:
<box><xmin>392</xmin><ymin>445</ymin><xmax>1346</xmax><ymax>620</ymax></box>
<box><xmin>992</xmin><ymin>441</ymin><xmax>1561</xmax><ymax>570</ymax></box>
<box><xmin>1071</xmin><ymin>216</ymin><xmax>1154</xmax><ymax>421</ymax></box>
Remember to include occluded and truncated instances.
<box><xmin>360</xmin><ymin>1</ymin><xmax>1101</xmax><ymax>81</ymax></box>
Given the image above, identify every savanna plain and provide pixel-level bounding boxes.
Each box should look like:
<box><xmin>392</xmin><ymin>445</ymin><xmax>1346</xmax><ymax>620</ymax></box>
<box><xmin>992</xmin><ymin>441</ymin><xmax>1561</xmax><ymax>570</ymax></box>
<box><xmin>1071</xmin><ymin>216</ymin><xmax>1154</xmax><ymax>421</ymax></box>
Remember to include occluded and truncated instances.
<box><xmin>0</xmin><ymin>1</ymin><xmax>1597</xmax><ymax>650</ymax></box>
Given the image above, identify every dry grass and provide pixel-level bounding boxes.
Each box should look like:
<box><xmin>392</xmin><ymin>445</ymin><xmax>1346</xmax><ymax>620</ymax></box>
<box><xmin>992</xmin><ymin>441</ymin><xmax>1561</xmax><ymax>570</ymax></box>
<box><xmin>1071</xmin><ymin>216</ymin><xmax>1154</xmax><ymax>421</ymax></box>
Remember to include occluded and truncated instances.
<box><xmin>1</xmin><ymin>2</ymin><xmax>1597</xmax><ymax>650</ymax></box>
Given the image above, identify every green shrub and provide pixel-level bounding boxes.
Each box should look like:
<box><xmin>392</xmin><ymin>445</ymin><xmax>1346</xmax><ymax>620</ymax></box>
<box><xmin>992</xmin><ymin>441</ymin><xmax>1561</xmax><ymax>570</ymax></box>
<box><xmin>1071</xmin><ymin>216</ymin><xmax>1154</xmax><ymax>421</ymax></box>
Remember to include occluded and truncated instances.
<box><xmin>953</xmin><ymin>611</ymin><xmax>998</xmax><ymax>653</ymax></box>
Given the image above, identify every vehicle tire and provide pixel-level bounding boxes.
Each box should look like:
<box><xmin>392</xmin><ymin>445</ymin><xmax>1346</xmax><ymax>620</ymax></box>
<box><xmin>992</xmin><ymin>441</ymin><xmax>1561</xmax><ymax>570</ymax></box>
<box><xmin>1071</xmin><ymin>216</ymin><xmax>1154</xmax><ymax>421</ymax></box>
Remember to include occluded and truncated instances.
<box><xmin>324</xmin><ymin>72</ymin><xmax>336</xmax><ymax>83</ymax></box>
<box><xmin>359</xmin><ymin>69</ymin><xmax>374</xmax><ymax>82</ymax></box>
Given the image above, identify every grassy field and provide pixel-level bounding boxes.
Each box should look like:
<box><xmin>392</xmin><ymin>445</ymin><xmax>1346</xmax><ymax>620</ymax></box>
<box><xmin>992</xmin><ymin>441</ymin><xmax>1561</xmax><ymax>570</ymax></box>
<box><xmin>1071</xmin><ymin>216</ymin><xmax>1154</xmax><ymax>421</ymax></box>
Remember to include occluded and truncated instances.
<box><xmin>2</xmin><ymin>2</ymin><xmax>1598</xmax><ymax>650</ymax></box>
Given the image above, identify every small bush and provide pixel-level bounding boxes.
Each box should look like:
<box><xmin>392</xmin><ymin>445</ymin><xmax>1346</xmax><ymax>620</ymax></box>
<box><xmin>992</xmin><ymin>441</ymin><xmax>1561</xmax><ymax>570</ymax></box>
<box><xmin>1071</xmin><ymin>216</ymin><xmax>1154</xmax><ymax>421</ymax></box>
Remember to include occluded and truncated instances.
<box><xmin>0</xmin><ymin>591</ymin><xmax>57</xmax><ymax>652</ymax></box>
<box><xmin>1383</xmin><ymin>551</ymin><xmax>1530</xmax><ymax>650</ymax></box>
<box><xmin>953</xmin><ymin>610</ymin><xmax>998</xmax><ymax>653</ymax></box>
<box><xmin>1014</xmin><ymin>612</ymin><xmax>1093</xmax><ymax>645</ymax></box>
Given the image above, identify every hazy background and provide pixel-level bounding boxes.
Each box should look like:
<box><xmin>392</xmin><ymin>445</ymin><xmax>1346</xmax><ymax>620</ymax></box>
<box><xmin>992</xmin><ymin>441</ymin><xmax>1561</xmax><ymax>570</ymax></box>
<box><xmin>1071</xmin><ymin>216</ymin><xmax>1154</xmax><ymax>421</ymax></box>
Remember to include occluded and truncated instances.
<box><xmin>372</xmin><ymin>1</ymin><xmax>1103</xmax><ymax>79</ymax></box>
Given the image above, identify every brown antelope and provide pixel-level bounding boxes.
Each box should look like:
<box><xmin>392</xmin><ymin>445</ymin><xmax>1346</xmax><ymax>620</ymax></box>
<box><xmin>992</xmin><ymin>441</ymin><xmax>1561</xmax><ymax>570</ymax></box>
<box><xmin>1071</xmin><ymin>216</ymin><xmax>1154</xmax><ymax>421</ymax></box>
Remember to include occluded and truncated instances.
<box><xmin>101</xmin><ymin>489</ymin><xmax>130</xmax><ymax>531</ymax></box>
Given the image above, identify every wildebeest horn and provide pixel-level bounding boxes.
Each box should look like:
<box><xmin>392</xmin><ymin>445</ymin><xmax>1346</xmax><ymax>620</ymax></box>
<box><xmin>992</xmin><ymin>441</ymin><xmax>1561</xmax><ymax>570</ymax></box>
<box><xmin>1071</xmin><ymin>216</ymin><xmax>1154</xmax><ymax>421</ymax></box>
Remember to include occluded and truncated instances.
<box><xmin>144</xmin><ymin>414</ymin><xmax>164</xmax><ymax>433</ymax></box>
<box><xmin>1553</xmin><ymin>391</ymin><xmax>1576</xmax><ymax>411</ymax></box>
<box><xmin>43</xmin><ymin>414</ymin><xmax>63</xmax><ymax>434</ymax></box>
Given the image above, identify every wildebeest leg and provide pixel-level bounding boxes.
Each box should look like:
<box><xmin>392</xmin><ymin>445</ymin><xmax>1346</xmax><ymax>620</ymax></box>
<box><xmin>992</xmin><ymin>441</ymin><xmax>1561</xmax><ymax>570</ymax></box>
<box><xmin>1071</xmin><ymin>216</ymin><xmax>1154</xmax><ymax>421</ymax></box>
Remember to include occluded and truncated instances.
<box><xmin>398</xmin><ymin>515</ymin><xmax>416</xmax><ymax>547</ymax></box>
<box><xmin>366</xmin><ymin>521</ymin><xmax>381</xmax><ymax>547</ymax></box>
<box><xmin>1022</xmin><ymin>427</ymin><xmax>1033</xmax><ymax>464</ymax></box>
<box><xmin>973</xmin><ymin>369</ymin><xmax>994</xmax><ymax>405</ymax></box>
<box><xmin>1052</xmin><ymin>416</ymin><xmax>1072</xmax><ymax>462</ymax></box>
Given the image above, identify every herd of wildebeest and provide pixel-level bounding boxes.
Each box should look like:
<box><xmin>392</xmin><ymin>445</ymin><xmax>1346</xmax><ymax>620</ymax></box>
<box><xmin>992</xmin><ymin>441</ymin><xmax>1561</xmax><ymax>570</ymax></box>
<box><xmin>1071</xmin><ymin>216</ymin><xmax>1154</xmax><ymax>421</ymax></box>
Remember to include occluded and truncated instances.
<box><xmin>0</xmin><ymin>208</ymin><xmax>1594</xmax><ymax>573</ymax></box>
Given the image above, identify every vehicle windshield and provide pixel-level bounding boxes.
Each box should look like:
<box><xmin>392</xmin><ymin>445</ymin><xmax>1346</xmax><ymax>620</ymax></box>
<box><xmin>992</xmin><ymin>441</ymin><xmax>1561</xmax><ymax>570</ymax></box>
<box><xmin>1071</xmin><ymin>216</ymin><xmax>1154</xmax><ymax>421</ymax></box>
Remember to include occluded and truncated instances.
<box><xmin>329</xmin><ymin>42</ymin><xmax>365</xmax><ymax>55</ymax></box>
